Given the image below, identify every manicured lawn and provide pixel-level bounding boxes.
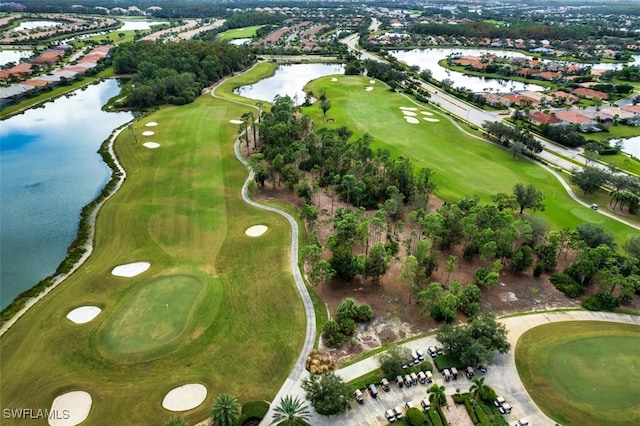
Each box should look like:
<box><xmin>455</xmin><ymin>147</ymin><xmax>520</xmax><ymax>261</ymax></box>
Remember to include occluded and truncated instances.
<box><xmin>218</xmin><ymin>25</ymin><xmax>263</xmax><ymax>41</ymax></box>
<box><xmin>515</xmin><ymin>321</ymin><xmax>640</xmax><ymax>425</ymax></box>
<box><xmin>0</xmin><ymin>72</ymin><xmax>305</xmax><ymax>424</ymax></box>
<box><xmin>303</xmin><ymin>75</ymin><xmax>638</xmax><ymax>244</ymax></box>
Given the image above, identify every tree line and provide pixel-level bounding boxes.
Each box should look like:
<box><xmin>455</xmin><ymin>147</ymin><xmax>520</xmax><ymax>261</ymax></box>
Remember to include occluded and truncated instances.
<box><xmin>110</xmin><ymin>40</ymin><xmax>254</xmax><ymax>107</ymax></box>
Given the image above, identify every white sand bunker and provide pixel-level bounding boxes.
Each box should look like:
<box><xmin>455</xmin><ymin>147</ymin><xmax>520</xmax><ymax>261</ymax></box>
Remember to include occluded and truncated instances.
<box><xmin>365</xmin><ymin>86</ymin><xmax>374</xmax><ymax>91</ymax></box>
<box><xmin>245</xmin><ymin>225</ymin><xmax>268</xmax><ymax>237</ymax></box>
<box><xmin>49</xmin><ymin>391</ymin><xmax>92</xmax><ymax>426</ymax></box>
<box><xmin>163</xmin><ymin>384</ymin><xmax>207</xmax><ymax>411</ymax></box>
<box><xmin>229</xmin><ymin>119</ymin><xmax>243</xmax><ymax>124</ymax></box>
<box><xmin>421</xmin><ymin>111</ymin><xmax>434</xmax><ymax>116</ymax></box>
<box><xmin>145</xmin><ymin>122</ymin><xmax>158</xmax><ymax>127</ymax></box>
<box><xmin>143</xmin><ymin>142</ymin><xmax>160</xmax><ymax>149</ymax></box>
<box><xmin>423</xmin><ymin>117</ymin><xmax>440</xmax><ymax>122</ymax></box>
<box><xmin>402</xmin><ymin>111</ymin><xmax>417</xmax><ymax>116</ymax></box>
<box><xmin>331</xmin><ymin>77</ymin><xmax>338</xmax><ymax>82</ymax></box>
<box><xmin>404</xmin><ymin>117</ymin><xmax>420</xmax><ymax>124</ymax></box>
<box><xmin>111</xmin><ymin>262</ymin><xmax>150</xmax><ymax>277</ymax></box>
<box><xmin>66</xmin><ymin>306</ymin><xmax>101</xmax><ymax>324</ymax></box>
<box><xmin>400</xmin><ymin>107</ymin><xmax>418</xmax><ymax>111</ymax></box>
<box><xmin>142</xmin><ymin>131</ymin><xmax>155</xmax><ymax>136</ymax></box>
<box><xmin>369</xmin><ymin>80</ymin><xmax>375</xmax><ymax>84</ymax></box>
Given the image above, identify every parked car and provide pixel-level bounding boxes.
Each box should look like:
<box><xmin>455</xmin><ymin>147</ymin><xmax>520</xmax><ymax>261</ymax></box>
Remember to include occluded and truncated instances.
<box><xmin>500</xmin><ymin>402</ymin><xmax>512</xmax><ymax>414</ymax></box>
<box><xmin>393</xmin><ymin>406</ymin><xmax>403</xmax><ymax>420</ymax></box>
<box><xmin>368</xmin><ymin>384</ymin><xmax>378</xmax><ymax>398</ymax></box>
<box><xmin>466</xmin><ymin>366</ymin><xmax>475</xmax><ymax>379</ymax></box>
<box><xmin>411</xmin><ymin>351</ymin><xmax>420</xmax><ymax>363</ymax></box>
<box><xmin>410</xmin><ymin>372</ymin><xmax>418</xmax><ymax>385</ymax></box>
<box><xmin>443</xmin><ymin>368</ymin><xmax>452</xmax><ymax>381</ymax></box>
<box><xmin>451</xmin><ymin>367</ymin><xmax>458</xmax><ymax>379</ymax></box>
<box><xmin>354</xmin><ymin>389</ymin><xmax>364</xmax><ymax>404</ymax></box>
<box><xmin>385</xmin><ymin>409</ymin><xmax>396</xmax><ymax>423</ymax></box>
<box><xmin>380</xmin><ymin>378</ymin><xmax>390</xmax><ymax>392</ymax></box>
<box><xmin>404</xmin><ymin>374</ymin><xmax>412</xmax><ymax>387</ymax></box>
<box><xmin>515</xmin><ymin>418</ymin><xmax>530</xmax><ymax>426</ymax></box>
<box><xmin>396</xmin><ymin>375</ymin><xmax>404</xmax><ymax>388</ymax></box>
<box><xmin>425</xmin><ymin>370</ymin><xmax>433</xmax><ymax>383</ymax></box>
<box><xmin>478</xmin><ymin>364</ymin><xmax>488</xmax><ymax>373</ymax></box>
<box><xmin>416</xmin><ymin>348</ymin><xmax>425</xmax><ymax>360</ymax></box>
<box><xmin>417</xmin><ymin>371</ymin><xmax>427</xmax><ymax>384</ymax></box>
<box><xmin>420</xmin><ymin>398</ymin><xmax>431</xmax><ymax>411</ymax></box>
<box><xmin>427</xmin><ymin>346</ymin><xmax>438</xmax><ymax>357</ymax></box>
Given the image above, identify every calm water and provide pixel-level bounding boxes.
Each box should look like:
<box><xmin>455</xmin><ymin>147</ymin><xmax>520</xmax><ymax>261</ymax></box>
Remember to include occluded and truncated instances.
<box><xmin>16</xmin><ymin>21</ymin><xmax>62</xmax><ymax>30</ymax></box>
<box><xmin>235</xmin><ymin>63</ymin><xmax>345</xmax><ymax>104</ymax></box>
<box><xmin>118</xmin><ymin>20</ymin><xmax>167</xmax><ymax>31</ymax></box>
<box><xmin>0</xmin><ymin>80</ymin><xmax>132</xmax><ymax>309</ymax></box>
<box><xmin>0</xmin><ymin>50</ymin><xmax>33</xmax><ymax>66</ymax></box>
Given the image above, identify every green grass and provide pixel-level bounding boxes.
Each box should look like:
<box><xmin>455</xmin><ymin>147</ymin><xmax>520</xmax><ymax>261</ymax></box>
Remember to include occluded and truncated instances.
<box><xmin>218</xmin><ymin>25</ymin><xmax>262</xmax><ymax>41</ymax></box>
<box><xmin>73</xmin><ymin>30</ymin><xmax>138</xmax><ymax>46</ymax></box>
<box><xmin>0</xmin><ymin>70</ymin><xmax>305</xmax><ymax>424</ymax></box>
<box><xmin>303</xmin><ymin>75</ymin><xmax>638</xmax><ymax>244</ymax></box>
<box><xmin>515</xmin><ymin>321</ymin><xmax>640</xmax><ymax>425</ymax></box>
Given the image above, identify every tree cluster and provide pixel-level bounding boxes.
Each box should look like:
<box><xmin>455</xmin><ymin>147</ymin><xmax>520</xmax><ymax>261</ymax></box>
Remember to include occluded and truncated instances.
<box><xmin>482</xmin><ymin>121</ymin><xmax>543</xmax><ymax>156</ymax></box>
<box><xmin>436</xmin><ymin>311</ymin><xmax>510</xmax><ymax>367</ymax></box>
<box><xmin>301</xmin><ymin>372</ymin><xmax>350</xmax><ymax>416</ymax></box>
<box><xmin>322</xmin><ymin>298</ymin><xmax>373</xmax><ymax>348</ymax></box>
<box><xmin>111</xmin><ymin>40</ymin><xmax>254</xmax><ymax>107</ymax></box>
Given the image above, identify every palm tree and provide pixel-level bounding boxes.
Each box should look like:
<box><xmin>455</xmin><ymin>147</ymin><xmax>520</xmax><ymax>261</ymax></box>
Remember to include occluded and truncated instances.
<box><xmin>211</xmin><ymin>393</ymin><xmax>240</xmax><ymax>426</ymax></box>
<box><xmin>163</xmin><ymin>417</ymin><xmax>188</xmax><ymax>426</ymax></box>
<box><xmin>469</xmin><ymin>377</ymin><xmax>495</xmax><ymax>408</ymax></box>
<box><xmin>427</xmin><ymin>383</ymin><xmax>447</xmax><ymax>407</ymax></box>
<box><xmin>271</xmin><ymin>395</ymin><xmax>311</xmax><ymax>426</ymax></box>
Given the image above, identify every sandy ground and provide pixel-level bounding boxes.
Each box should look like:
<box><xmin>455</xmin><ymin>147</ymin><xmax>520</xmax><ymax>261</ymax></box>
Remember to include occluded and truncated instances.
<box><xmin>423</xmin><ymin>117</ymin><xmax>440</xmax><ymax>122</ymax></box>
<box><xmin>245</xmin><ymin>225</ymin><xmax>268</xmax><ymax>237</ymax></box>
<box><xmin>400</xmin><ymin>107</ymin><xmax>418</xmax><ymax>111</ymax></box>
<box><xmin>365</xmin><ymin>87</ymin><xmax>374</xmax><ymax>91</ymax></box>
<box><xmin>369</xmin><ymin>80</ymin><xmax>376</xmax><ymax>84</ymax></box>
<box><xmin>405</xmin><ymin>117</ymin><xmax>420</xmax><ymax>124</ymax></box>
<box><xmin>331</xmin><ymin>77</ymin><xmax>338</xmax><ymax>82</ymax></box>
<box><xmin>403</xmin><ymin>111</ymin><xmax>418</xmax><ymax>116</ymax></box>
<box><xmin>111</xmin><ymin>262</ymin><xmax>150</xmax><ymax>277</ymax></box>
<box><xmin>143</xmin><ymin>142</ymin><xmax>160</xmax><ymax>149</ymax></box>
<box><xmin>142</xmin><ymin>130</ymin><xmax>154</xmax><ymax>136</ymax></box>
<box><xmin>421</xmin><ymin>111</ymin><xmax>434</xmax><ymax>116</ymax></box>
<box><xmin>229</xmin><ymin>119</ymin><xmax>243</xmax><ymax>124</ymax></box>
<box><xmin>49</xmin><ymin>391</ymin><xmax>92</xmax><ymax>426</ymax></box>
<box><xmin>145</xmin><ymin>121</ymin><xmax>158</xmax><ymax>127</ymax></box>
<box><xmin>162</xmin><ymin>384</ymin><xmax>207</xmax><ymax>411</ymax></box>
<box><xmin>66</xmin><ymin>306</ymin><xmax>101</xmax><ymax>324</ymax></box>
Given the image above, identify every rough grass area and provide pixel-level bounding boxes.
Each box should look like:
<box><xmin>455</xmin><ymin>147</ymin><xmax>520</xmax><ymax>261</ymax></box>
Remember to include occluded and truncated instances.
<box><xmin>218</xmin><ymin>25</ymin><xmax>262</xmax><ymax>41</ymax></box>
<box><xmin>0</xmin><ymin>71</ymin><xmax>305</xmax><ymax>425</ymax></box>
<box><xmin>515</xmin><ymin>321</ymin><xmax>640</xmax><ymax>425</ymax></box>
<box><xmin>303</xmin><ymin>75</ymin><xmax>638</xmax><ymax>244</ymax></box>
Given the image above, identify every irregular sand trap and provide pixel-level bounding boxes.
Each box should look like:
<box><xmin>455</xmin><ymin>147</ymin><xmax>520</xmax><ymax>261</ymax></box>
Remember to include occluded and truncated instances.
<box><xmin>142</xmin><ymin>131</ymin><xmax>154</xmax><ymax>136</ymax></box>
<box><xmin>66</xmin><ymin>306</ymin><xmax>101</xmax><ymax>324</ymax></box>
<box><xmin>365</xmin><ymin>87</ymin><xmax>374</xmax><ymax>91</ymax></box>
<box><xmin>369</xmin><ymin>79</ymin><xmax>375</xmax><ymax>84</ymax></box>
<box><xmin>402</xmin><ymin>111</ymin><xmax>418</xmax><ymax>116</ymax></box>
<box><xmin>245</xmin><ymin>225</ymin><xmax>268</xmax><ymax>237</ymax></box>
<box><xmin>143</xmin><ymin>142</ymin><xmax>160</xmax><ymax>149</ymax></box>
<box><xmin>162</xmin><ymin>384</ymin><xmax>207</xmax><ymax>411</ymax></box>
<box><xmin>331</xmin><ymin>77</ymin><xmax>338</xmax><ymax>82</ymax></box>
<box><xmin>229</xmin><ymin>119</ymin><xmax>243</xmax><ymax>124</ymax></box>
<box><xmin>145</xmin><ymin>122</ymin><xmax>158</xmax><ymax>127</ymax></box>
<box><xmin>400</xmin><ymin>107</ymin><xmax>418</xmax><ymax>111</ymax></box>
<box><xmin>49</xmin><ymin>391</ymin><xmax>92</xmax><ymax>426</ymax></box>
<box><xmin>404</xmin><ymin>117</ymin><xmax>420</xmax><ymax>124</ymax></box>
<box><xmin>420</xmin><ymin>111</ymin><xmax>434</xmax><ymax>116</ymax></box>
<box><xmin>423</xmin><ymin>117</ymin><xmax>440</xmax><ymax>122</ymax></box>
<box><xmin>111</xmin><ymin>262</ymin><xmax>150</xmax><ymax>277</ymax></box>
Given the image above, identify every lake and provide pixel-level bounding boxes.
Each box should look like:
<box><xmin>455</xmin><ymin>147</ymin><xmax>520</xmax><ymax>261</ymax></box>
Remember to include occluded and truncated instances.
<box><xmin>234</xmin><ymin>63</ymin><xmax>345</xmax><ymax>104</ymax></box>
<box><xmin>16</xmin><ymin>21</ymin><xmax>62</xmax><ymax>31</ymax></box>
<box><xmin>0</xmin><ymin>80</ymin><xmax>132</xmax><ymax>309</ymax></box>
<box><xmin>0</xmin><ymin>49</ymin><xmax>32</xmax><ymax>66</ymax></box>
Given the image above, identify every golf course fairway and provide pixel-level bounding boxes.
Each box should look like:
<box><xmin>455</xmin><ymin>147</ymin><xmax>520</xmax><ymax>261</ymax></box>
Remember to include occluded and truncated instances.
<box><xmin>0</xmin><ymin>74</ymin><xmax>305</xmax><ymax>425</ymax></box>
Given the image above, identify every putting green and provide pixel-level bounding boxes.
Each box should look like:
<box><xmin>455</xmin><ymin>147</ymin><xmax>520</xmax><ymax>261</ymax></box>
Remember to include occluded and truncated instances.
<box><xmin>516</xmin><ymin>321</ymin><xmax>640</xmax><ymax>425</ymax></box>
<box><xmin>99</xmin><ymin>275</ymin><xmax>207</xmax><ymax>358</ymax></box>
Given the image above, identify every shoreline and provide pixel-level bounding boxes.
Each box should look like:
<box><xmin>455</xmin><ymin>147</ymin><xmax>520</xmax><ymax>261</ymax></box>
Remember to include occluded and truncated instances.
<box><xmin>0</xmin><ymin>121</ymin><xmax>132</xmax><ymax>336</ymax></box>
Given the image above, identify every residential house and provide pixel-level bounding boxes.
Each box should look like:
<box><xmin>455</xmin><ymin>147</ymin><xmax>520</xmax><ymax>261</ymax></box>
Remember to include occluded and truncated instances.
<box><xmin>528</xmin><ymin>111</ymin><xmax>563</xmax><ymax>126</ymax></box>
<box><xmin>554</xmin><ymin>110</ymin><xmax>600</xmax><ymax>131</ymax></box>
<box><xmin>572</xmin><ymin>87</ymin><xmax>608</xmax><ymax>100</ymax></box>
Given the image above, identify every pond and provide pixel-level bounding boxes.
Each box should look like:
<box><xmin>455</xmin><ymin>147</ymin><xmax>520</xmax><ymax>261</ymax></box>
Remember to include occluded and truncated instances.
<box><xmin>614</xmin><ymin>135</ymin><xmax>640</xmax><ymax>158</ymax></box>
<box><xmin>118</xmin><ymin>20</ymin><xmax>168</xmax><ymax>31</ymax></box>
<box><xmin>15</xmin><ymin>20</ymin><xmax>62</xmax><ymax>31</ymax></box>
<box><xmin>234</xmin><ymin>63</ymin><xmax>345</xmax><ymax>104</ymax></box>
<box><xmin>390</xmin><ymin>48</ymin><xmax>545</xmax><ymax>93</ymax></box>
<box><xmin>0</xmin><ymin>80</ymin><xmax>133</xmax><ymax>310</ymax></box>
<box><xmin>0</xmin><ymin>49</ymin><xmax>32</xmax><ymax>66</ymax></box>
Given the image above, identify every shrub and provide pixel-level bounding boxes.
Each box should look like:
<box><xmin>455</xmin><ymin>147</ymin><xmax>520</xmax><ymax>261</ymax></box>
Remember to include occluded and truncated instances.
<box><xmin>464</xmin><ymin>398</ymin><xmax>479</xmax><ymax>424</ymax></box>
<box><xmin>356</xmin><ymin>304</ymin><xmax>373</xmax><ymax>322</ymax></box>
<box><xmin>339</xmin><ymin>317</ymin><xmax>356</xmax><ymax>335</ymax></box>
<box><xmin>322</xmin><ymin>320</ymin><xmax>345</xmax><ymax>347</ymax></box>
<box><xmin>533</xmin><ymin>263</ymin><xmax>544</xmax><ymax>277</ymax></box>
<box><xmin>405</xmin><ymin>407</ymin><xmax>427</xmax><ymax>426</ymax></box>
<box><xmin>475</xmin><ymin>405</ymin><xmax>490</xmax><ymax>426</ymax></box>
<box><xmin>582</xmin><ymin>291</ymin><xmax>620</xmax><ymax>311</ymax></box>
<box><xmin>550</xmin><ymin>273</ymin><xmax>584</xmax><ymax>298</ymax></box>
<box><xmin>429</xmin><ymin>406</ymin><xmax>444</xmax><ymax>426</ymax></box>
<box><xmin>239</xmin><ymin>400</ymin><xmax>269</xmax><ymax>425</ymax></box>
